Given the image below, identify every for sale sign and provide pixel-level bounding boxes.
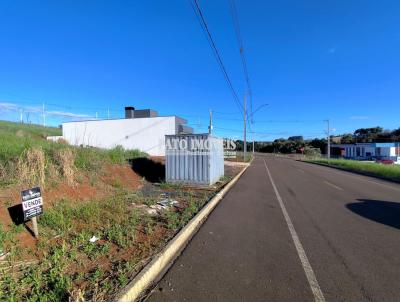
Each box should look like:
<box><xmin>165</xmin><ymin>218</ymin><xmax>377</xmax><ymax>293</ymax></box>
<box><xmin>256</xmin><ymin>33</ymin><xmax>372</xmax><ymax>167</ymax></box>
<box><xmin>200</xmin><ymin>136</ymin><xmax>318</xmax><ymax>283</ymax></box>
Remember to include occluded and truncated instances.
<box><xmin>21</xmin><ymin>187</ymin><xmax>43</xmax><ymax>221</ymax></box>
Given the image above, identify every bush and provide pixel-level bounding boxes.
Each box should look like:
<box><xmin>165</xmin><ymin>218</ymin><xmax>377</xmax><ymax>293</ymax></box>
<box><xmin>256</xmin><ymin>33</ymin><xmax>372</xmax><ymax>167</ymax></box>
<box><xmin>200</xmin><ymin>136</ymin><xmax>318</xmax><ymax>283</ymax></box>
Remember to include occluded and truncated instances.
<box><xmin>303</xmin><ymin>146</ymin><xmax>321</xmax><ymax>157</ymax></box>
<box><xmin>106</xmin><ymin>145</ymin><xmax>147</xmax><ymax>164</ymax></box>
<box><xmin>107</xmin><ymin>145</ymin><xmax>126</xmax><ymax>164</ymax></box>
<box><xmin>74</xmin><ymin>147</ymin><xmax>104</xmax><ymax>172</ymax></box>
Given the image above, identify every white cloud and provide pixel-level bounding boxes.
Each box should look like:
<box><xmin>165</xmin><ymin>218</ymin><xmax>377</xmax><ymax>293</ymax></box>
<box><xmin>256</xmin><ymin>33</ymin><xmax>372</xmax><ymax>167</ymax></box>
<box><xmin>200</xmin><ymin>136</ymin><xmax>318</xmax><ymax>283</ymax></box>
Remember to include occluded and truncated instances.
<box><xmin>0</xmin><ymin>102</ymin><xmax>91</xmax><ymax>119</ymax></box>
<box><xmin>46</xmin><ymin>110</ymin><xmax>91</xmax><ymax>118</ymax></box>
<box><xmin>0</xmin><ymin>102</ymin><xmax>20</xmax><ymax>111</ymax></box>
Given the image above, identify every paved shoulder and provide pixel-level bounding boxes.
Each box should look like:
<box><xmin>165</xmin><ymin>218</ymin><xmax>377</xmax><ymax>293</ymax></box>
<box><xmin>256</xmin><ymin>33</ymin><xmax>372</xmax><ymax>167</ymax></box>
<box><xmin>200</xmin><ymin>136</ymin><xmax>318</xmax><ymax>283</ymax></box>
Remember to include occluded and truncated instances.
<box><xmin>146</xmin><ymin>158</ymin><xmax>313</xmax><ymax>302</ymax></box>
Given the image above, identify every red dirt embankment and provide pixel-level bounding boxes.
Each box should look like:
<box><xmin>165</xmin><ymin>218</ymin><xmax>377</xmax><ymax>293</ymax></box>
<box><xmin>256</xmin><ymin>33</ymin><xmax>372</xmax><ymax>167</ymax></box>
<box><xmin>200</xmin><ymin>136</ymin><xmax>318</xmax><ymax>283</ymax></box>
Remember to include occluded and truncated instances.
<box><xmin>0</xmin><ymin>164</ymin><xmax>143</xmax><ymax>248</ymax></box>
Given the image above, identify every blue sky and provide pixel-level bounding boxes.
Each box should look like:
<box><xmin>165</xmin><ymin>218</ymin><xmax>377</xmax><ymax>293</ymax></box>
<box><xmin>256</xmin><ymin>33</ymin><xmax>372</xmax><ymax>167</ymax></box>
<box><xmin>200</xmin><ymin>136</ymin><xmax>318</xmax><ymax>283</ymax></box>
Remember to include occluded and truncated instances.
<box><xmin>0</xmin><ymin>0</ymin><xmax>399</xmax><ymax>141</ymax></box>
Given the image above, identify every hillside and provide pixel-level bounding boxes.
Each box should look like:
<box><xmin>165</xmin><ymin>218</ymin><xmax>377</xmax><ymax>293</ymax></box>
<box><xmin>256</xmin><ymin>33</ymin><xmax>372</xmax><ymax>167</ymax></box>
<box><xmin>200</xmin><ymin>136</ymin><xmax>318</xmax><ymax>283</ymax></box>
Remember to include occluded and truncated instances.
<box><xmin>0</xmin><ymin>120</ymin><xmax>146</xmax><ymax>187</ymax></box>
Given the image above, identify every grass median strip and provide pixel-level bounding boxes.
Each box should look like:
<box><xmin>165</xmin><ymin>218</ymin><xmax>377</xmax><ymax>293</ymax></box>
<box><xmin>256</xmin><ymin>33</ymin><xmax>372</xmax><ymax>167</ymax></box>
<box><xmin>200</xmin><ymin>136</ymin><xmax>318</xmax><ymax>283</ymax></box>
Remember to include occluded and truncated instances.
<box><xmin>307</xmin><ymin>158</ymin><xmax>400</xmax><ymax>182</ymax></box>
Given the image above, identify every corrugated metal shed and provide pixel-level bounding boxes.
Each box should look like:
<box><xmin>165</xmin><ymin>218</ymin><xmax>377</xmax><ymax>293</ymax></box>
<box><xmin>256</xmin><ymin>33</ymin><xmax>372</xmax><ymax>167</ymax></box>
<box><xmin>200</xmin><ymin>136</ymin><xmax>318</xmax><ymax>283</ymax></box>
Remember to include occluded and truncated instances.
<box><xmin>165</xmin><ymin>134</ymin><xmax>224</xmax><ymax>185</ymax></box>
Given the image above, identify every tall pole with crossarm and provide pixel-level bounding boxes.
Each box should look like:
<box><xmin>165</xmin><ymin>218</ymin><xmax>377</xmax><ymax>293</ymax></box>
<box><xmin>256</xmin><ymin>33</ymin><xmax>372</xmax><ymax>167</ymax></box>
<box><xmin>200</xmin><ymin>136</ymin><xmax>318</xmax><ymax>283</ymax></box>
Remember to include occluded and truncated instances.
<box><xmin>243</xmin><ymin>93</ymin><xmax>247</xmax><ymax>161</ymax></box>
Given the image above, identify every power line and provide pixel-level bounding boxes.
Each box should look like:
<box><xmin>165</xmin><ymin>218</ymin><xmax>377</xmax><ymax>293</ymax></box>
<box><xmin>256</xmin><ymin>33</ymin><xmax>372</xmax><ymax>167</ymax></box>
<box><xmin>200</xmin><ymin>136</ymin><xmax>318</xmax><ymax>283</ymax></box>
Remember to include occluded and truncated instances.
<box><xmin>189</xmin><ymin>0</ymin><xmax>244</xmax><ymax>114</ymax></box>
<box><xmin>213</xmin><ymin>110</ymin><xmax>242</xmax><ymax>116</ymax></box>
<box><xmin>253</xmin><ymin>119</ymin><xmax>325</xmax><ymax>124</ymax></box>
<box><xmin>213</xmin><ymin>125</ymin><xmax>323</xmax><ymax>136</ymax></box>
<box><xmin>228</xmin><ymin>0</ymin><xmax>253</xmax><ymax>120</ymax></box>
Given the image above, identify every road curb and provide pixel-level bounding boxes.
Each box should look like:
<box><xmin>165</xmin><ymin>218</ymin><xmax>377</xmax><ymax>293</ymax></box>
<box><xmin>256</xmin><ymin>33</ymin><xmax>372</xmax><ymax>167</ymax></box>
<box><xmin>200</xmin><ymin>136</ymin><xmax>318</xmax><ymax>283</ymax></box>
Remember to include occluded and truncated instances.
<box><xmin>115</xmin><ymin>163</ymin><xmax>251</xmax><ymax>302</ymax></box>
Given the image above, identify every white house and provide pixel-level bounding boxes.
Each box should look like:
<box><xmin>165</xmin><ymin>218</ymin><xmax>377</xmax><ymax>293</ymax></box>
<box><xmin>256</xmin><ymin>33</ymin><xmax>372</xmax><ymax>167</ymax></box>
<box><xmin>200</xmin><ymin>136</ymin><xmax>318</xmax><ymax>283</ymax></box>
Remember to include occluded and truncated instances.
<box><xmin>58</xmin><ymin>107</ymin><xmax>193</xmax><ymax>156</ymax></box>
<box><xmin>331</xmin><ymin>143</ymin><xmax>400</xmax><ymax>162</ymax></box>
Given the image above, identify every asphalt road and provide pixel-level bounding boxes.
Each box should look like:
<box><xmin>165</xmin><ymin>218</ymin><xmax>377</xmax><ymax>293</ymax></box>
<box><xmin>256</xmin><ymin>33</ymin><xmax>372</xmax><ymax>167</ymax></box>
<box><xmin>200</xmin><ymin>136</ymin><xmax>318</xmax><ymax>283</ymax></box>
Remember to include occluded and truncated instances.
<box><xmin>146</xmin><ymin>155</ymin><xmax>400</xmax><ymax>302</ymax></box>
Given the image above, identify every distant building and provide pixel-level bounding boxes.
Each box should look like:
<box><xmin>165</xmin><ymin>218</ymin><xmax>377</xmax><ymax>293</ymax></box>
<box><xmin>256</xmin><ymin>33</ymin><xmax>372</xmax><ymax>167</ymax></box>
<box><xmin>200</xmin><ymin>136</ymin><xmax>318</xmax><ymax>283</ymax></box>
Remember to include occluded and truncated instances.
<box><xmin>331</xmin><ymin>143</ymin><xmax>400</xmax><ymax>162</ymax></box>
<box><xmin>58</xmin><ymin>107</ymin><xmax>193</xmax><ymax>156</ymax></box>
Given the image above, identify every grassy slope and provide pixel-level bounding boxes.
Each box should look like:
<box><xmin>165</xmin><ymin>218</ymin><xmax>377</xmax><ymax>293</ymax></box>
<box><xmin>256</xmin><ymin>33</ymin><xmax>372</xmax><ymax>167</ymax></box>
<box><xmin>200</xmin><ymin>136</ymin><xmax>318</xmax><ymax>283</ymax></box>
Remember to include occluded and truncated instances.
<box><xmin>309</xmin><ymin>158</ymin><xmax>400</xmax><ymax>181</ymax></box>
<box><xmin>0</xmin><ymin>121</ymin><xmax>61</xmax><ymax>162</ymax></box>
<box><xmin>0</xmin><ymin>120</ymin><xmax>147</xmax><ymax>186</ymax></box>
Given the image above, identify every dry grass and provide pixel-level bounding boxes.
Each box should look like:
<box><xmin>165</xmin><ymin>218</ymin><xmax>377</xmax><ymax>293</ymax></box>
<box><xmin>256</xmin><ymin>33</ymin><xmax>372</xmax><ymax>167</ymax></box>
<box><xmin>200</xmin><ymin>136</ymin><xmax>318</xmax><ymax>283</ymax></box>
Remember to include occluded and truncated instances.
<box><xmin>0</xmin><ymin>162</ymin><xmax>5</xmax><ymax>180</ymax></box>
<box><xmin>57</xmin><ymin>138</ymin><xmax>69</xmax><ymax>145</ymax></box>
<box><xmin>17</xmin><ymin>146</ymin><xmax>46</xmax><ymax>187</ymax></box>
<box><xmin>47</xmin><ymin>161</ymin><xmax>61</xmax><ymax>182</ymax></box>
<box><xmin>15</xmin><ymin>129</ymin><xmax>25</xmax><ymax>137</ymax></box>
<box><xmin>54</xmin><ymin>148</ymin><xmax>76</xmax><ymax>185</ymax></box>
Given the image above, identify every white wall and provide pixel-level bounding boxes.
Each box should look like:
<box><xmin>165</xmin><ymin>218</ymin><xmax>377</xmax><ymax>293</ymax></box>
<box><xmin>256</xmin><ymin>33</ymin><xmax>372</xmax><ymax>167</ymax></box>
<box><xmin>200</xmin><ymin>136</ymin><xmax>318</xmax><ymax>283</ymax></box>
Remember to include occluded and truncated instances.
<box><xmin>62</xmin><ymin>117</ymin><xmax>177</xmax><ymax>156</ymax></box>
<box><xmin>377</xmin><ymin>147</ymin><xmax>391</xmax><ymax>157</ymax></box>
<box><xmin>365</xmin><ymin>146</ymin><xmax>375</xmax><ymax>156</ymax></box>
<box><xmin>47</xmin><ymin>136</ymin><xmax>63</xmax><ymax>142</ymax></box>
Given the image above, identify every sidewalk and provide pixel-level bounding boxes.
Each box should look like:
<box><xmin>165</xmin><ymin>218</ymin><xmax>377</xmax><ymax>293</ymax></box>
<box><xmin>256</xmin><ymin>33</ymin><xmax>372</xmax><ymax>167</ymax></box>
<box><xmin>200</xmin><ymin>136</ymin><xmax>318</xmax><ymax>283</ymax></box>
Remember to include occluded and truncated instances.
<box><xmin>145</xmin><ymin>157</ymin><xmax>312</xmax><ymax>302</ymax></box>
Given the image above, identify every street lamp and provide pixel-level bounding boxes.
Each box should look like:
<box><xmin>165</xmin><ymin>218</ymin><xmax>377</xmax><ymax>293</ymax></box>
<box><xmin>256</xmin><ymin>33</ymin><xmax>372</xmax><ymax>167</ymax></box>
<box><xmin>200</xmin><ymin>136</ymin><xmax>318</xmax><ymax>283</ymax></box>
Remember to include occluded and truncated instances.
<box><xmin>248</xmin><ymin>103</ymin><xmax>269</xmax><ymax>154</ymax></box>
<box><xmin>250</xmin><ymin>103</ymin><xmax>269</xmax><ymax>124</ymax></box>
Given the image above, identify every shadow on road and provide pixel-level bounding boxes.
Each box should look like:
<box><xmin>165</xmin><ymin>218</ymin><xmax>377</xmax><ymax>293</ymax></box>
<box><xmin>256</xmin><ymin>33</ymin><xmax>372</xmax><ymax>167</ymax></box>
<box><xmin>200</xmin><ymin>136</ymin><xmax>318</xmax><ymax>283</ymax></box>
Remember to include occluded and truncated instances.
<box><xmin>130</xmin><ymin>157</ymin><xmax>165</xmax><ymax>183</ymax></box>
<box><xmin>346</xmin><ymin>199</ymin><xmax>400</xmax><ymax>230</ymax></box>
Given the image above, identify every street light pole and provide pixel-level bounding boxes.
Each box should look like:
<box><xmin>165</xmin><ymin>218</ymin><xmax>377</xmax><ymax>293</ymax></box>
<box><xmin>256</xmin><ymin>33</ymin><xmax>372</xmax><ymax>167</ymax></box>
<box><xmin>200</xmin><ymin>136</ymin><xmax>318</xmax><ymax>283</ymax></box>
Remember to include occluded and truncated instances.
<box><xmin>249</xmin><ymin>104</ymin><xmax>269</xmax><ymax>157</ymax></box>
<box><xmin>252</xmin><ymin>131</ymin><xmax>255</xmax><ymax>154</ymax></box>
<box><xmin>325</xmin><ymin>119</ymin><xmax>331</xmax><ymax>159</ymax></box>
<box><xmin>208</xmin><ymin>109</ymin><xmax>213</xmax><ymax>135</ymax></box>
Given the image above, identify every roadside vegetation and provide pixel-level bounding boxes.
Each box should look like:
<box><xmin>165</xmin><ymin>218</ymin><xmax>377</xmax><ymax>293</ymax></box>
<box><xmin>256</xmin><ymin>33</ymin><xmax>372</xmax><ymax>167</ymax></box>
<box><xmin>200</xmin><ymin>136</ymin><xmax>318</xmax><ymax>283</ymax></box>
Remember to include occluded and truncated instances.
<box><xmin>247</xmin><ymin>126</ymin><xmax>400</xmax><ymax>155</ymax></box>
<box><xmin>0</xmin><ymin>186</ymin><xmax>220</xmax><ymax>301</ymax></box>
<box><xmin>0</xmin><ymin>120</ymin><xmax>239</xmax><ymax>301</ymax></box>
<box><xmin>308</xmin><ymin>158</ymin><xmax>400</xmax><ymax>181</ymax></box>
<box><xmin>225</xmin><ymin>151</ymin><xmax>253</xmax><ymax>163</ymax></box>
<box><xmin>0</xmin><ymin>121</ymin><xmax>146</xmax><ymax>187</ymax></box>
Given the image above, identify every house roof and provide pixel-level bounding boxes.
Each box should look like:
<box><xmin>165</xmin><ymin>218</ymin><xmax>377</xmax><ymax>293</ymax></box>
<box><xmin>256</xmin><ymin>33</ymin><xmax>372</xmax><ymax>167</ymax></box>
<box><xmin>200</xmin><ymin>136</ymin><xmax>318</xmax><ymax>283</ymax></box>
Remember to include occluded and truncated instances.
<box><xmin>332</xmin><ymin>142</ymin><xmax>398</xmax><ymax>148</ymax></box>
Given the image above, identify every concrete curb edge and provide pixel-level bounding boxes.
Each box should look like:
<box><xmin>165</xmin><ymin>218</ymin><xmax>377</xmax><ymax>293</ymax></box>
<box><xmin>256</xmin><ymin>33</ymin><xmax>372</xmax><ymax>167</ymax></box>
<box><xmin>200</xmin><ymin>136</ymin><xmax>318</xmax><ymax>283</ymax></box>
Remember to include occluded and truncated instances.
<box><xmin>115</xmin><ymin>163</ymin><xmax>251</xmax><ymax>302</ymax></box>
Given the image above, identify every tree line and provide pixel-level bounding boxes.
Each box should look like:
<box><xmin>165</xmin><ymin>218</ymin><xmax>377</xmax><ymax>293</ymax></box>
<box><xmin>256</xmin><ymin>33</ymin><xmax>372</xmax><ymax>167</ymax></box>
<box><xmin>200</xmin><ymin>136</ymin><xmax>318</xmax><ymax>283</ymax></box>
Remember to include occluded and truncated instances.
<box><xmin>233</xmin><ymin>126</ymin><xmax>400</xmax><ymax>155</ymax></box>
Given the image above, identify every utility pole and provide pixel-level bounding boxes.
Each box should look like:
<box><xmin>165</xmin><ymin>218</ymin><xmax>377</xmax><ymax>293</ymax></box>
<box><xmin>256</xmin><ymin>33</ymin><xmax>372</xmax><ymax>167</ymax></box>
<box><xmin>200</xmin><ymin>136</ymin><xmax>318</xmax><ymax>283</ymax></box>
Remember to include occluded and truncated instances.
<box><xmin>326</xmin><ymin>119</ymin><xmax>331</xmax><ymax>159</ymax></box>
<box><xmin>243</xmin><ymin>93</ymin><xmax>247</xmax><ymax>161</ymax></box>
<box><xmin>252</xmin><ymin>131</ymin><xmax>255</xmax><ymax>154</ymax></box>
<box><xmin>208</xmin><ymin>109</ymin><xmax>213</xmax><ymax>135</ymax></box>
<box><xmin>107</xmin><ymin>108</ymin><xmax>110</xmax><ymax>119</ymax></box>
<box><xmin>42</xmin><ymin>102</ymin><xmax>46</xmax><ymax>127</ymax></box>
<box><xmin>20</xmin><ymin>109</ymin><xmax>23</xmax><ymax>124</ymax></box>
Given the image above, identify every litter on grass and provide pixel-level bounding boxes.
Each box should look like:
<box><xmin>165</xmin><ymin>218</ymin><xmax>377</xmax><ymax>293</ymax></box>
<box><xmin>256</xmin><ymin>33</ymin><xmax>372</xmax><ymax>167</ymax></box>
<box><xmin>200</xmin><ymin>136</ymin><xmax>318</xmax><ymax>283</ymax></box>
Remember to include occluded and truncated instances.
<box><xmin>89</xmin><ymin>236</ymin><xmax>100</xmax><ymax>243</ymax></box>
<box><xmin>131</xmin><ymin>199</ymin><xmax>180</xmax><ymax>216</ymax></box>
<box><xmin>146</xmin><ymin>208</ymin><xmax>158</xmax><ymax>216</ymax></box>
<box><xmin>157</xmin><ymin>199</ymin><xmax>179</xmax><ymax>209</ymax></box>
<box><xmin>0</xmin><ymin>251</ymin><xmax>9</xmax><ymax>261</ymax></box>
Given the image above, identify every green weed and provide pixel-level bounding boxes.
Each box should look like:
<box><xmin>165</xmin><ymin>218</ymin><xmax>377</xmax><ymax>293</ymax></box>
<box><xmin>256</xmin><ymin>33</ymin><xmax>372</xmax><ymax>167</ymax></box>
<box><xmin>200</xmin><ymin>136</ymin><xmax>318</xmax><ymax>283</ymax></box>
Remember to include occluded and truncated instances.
<box><xmin>163</xmin><ymin>210</ymin><xmax>180</xmax><ymax>230</ymax></box>
<box><xmin>309</xmin><ymin>158</ymin><xmax>400</xmax><ymax>181</ymax></box>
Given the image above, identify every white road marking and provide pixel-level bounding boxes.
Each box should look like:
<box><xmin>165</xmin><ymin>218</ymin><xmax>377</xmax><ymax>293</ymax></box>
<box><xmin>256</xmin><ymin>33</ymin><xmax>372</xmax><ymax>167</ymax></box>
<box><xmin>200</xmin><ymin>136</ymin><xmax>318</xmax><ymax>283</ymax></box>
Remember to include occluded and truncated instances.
<box><xmin>297</xmin><ymin>168</ymin><xmax>305</xmax><ymax>173</ymax></box>
<box><xmin>263</xmin><ymin>159</ymin><xmax>326</xmax><ymax>302</ymax></box>
<box><xmin>323</xmin><ymin>180</ymin><xmax>343</xmax><ymax>191</ymax></box>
